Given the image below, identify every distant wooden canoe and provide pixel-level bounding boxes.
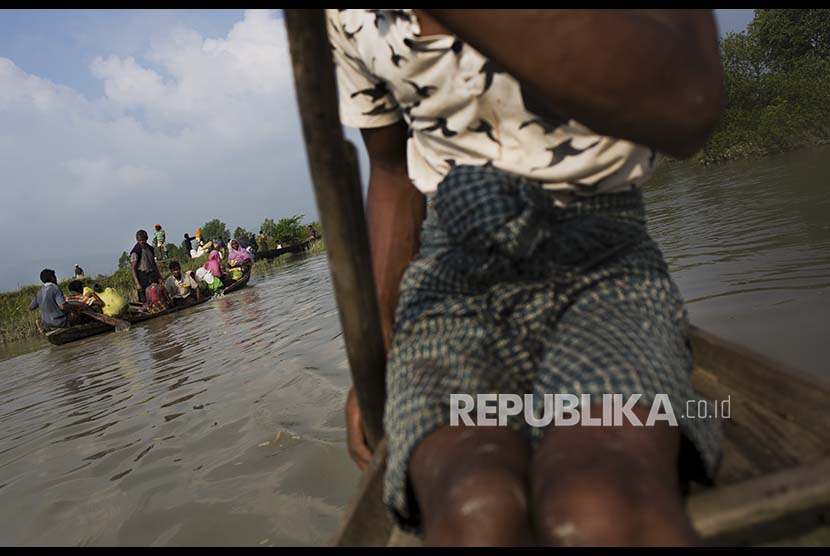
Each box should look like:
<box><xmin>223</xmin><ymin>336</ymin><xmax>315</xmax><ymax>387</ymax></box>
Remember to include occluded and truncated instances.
<box><xmin>256</xmin><ymin>239</ymin><xmax>315</xmax><ymax>261</ymax></box>
<box><xmin>45</xmin><ymin>266</ymin><xmax>251</xmax><ymax>346</ymax></box>
<box><xmin>333</xmin><ymin>326</ymin><xmax>830</xmax><ymax>547</ymax></box>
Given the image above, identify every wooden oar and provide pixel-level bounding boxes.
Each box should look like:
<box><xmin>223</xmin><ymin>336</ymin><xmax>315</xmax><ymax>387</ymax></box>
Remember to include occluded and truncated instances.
<box><xmin>285</xmin><ymin>9</ymin><xmax>387</xmax><ymax>448</ymax></box>
<box><xmin>79</xmin><ymin>306</ymin><xmax>131</xmax><ymax>331</ymax></box>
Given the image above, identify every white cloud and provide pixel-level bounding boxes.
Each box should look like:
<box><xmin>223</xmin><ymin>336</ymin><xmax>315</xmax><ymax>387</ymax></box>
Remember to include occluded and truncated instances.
<box><xmin>0</xmin><ymin>9</ymin><xmax>314</xmax><ymax>290</ymax></box>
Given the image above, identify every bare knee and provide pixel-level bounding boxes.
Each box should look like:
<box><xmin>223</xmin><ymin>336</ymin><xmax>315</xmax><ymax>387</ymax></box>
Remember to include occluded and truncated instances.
<box><xmin>425</xmin><ymin>466</ymin><xmax>531</xmax><ymax>546</ymax></box>
<box><xmin>534</xmin><ymin>473</ymin><xmax>643</xmax><ymax>546</ymax></box>
<box><xmin>409</xmin><ymin>427</ymin><xmax>533</xmax><ymax>546</ymax></box>
<box><xmin>533</xmin><ymin>471</ymin><xmax>696</xmax><ymax>546</ymax></box>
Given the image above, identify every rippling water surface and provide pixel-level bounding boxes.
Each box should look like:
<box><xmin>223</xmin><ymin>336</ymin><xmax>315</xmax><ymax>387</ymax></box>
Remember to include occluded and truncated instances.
<box><xmin>0</xmin><ymin>255</ymin><xmax>359</xmax><ymax>545</ymax></box>
<box><xmin>2</xmin><ymin>151</ymin><xmax>830</xmax><ymax>546</ymax></box>
<box><xmin>644</xmin><ymin>149</ymin><xmax>830</xmax><ymax>380</ymax></box>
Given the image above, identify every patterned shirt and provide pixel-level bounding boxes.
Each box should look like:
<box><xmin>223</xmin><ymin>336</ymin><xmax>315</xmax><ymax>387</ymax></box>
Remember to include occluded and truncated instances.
<box><xmin>66</xmin><ymin>293</ymin><xmax>97</xmax><ymax>307</ymax></box>
<box><xmin>327</xmin><ymin>9</ymin><xmax>655</xmax><ymax>201</ymax></box>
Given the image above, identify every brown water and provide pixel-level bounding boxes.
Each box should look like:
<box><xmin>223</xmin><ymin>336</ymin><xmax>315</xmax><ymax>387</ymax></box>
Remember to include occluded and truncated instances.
<box><xmin>644</xmin><ymin>149</ymin><xmax>830</xmax><ymax>381</ymax></box>
<box><xmin>0</xmin><ymin>255</ymin><xmax>360</xmax><ymax>545</ymax></box>
<box><xmin>1</xmin><ymin>151</ymin><xmax>830</xmax><ymax>546</ymax></box>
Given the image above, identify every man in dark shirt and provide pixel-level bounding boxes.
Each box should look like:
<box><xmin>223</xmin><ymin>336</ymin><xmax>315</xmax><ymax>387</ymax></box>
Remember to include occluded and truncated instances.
<box><xmin>129</xmin><ymin>229</ymin><xmax>161</xmax><ymax>303</ymax></box>
<box><xmin>183</xmin><ymin>233</ymin><xmax>195</xmax><ymax>255</ymax></box>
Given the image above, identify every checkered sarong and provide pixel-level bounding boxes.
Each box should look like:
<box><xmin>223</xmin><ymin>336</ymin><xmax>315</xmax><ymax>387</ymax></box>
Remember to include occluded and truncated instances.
<box><xmin>383</xmin><ymin>165</ymin><xmax>722</xmax><ymax>533</ymax></box>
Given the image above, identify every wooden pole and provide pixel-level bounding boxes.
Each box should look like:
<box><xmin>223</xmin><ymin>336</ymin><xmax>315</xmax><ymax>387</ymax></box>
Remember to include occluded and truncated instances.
<box><xmin>284</xmin><ymin>9</ymin><xmax>386</xmax><ymax>448</ymax></box>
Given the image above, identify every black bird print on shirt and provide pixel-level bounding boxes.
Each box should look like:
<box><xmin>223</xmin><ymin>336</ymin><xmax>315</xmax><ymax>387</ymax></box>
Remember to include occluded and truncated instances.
<box><xmin>531</xmin><ymin>139</ymin><xmax>601</xmax><ymax>171</ymax></box>
<box><xmin>329</xmin><ymin>19</ymin><xmax>341</xmax><ymax>35</ymax></box>
<box><xmin>480</xmin><ymin>60</ymin><xmax>506</xmax><ymax>94</ymax></box>
<box><xmin>445</xmin><ymin>158</ymin><xmax>457</xmax><ymax>167</ymax></box>
<box><xmin>367</xmin><ymin>9</ymin><xmax>387</xmax><ymax>29</ymax></box>
<box><xmin>388</xmin><ymin>10</ymin><xmax>413</xmax><ymax>24</ymax></box>
<box><xmin>519</xmin><ymin>117</ymin><xmax>566</xmax><ymax>135</ymax></box>
<box><xmin>363</xmin><ymin>103</ymin><xmax>399</xmax><ymax>116</ymax></box>
<box><xmin>404</xmin><ymin>79</ymin><xmax>437</xmax><ymax>98</ymax></box>
<box><xmin>402</xmin><ymin>100</ymin><xmax>421</xmax><ymax>119</ymax></box>
<box><xmin>389</xmin><ymin>44</ymin><xmax>408</xmax><ymax>67</ymax></box>
<box><xmin>468</xmin><ymin>119</ymin><xmax>501</xmax><ymax>145</ymax></box>
<box><xmin>419</xmin><ymin>117</ymin><xmax>458</xmax><ymax>138</ymax></box>
<box><xmin>351</xmin><ymin>81</ymin><xmax>390</xmax><ymax>103</ymax></box>
<box><xmin>343</xmin><ymin>24</ymin><xmax>363</xmax><ymax>41</ymax></box>
<box><xmin>404</xmin><ymin>38</ymin><xmax>464</xmax><ymax>56</ymax></box>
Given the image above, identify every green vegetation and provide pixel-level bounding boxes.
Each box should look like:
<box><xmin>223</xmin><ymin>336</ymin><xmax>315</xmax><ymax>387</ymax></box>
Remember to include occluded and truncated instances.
<box><xmin>200</xmin><ymin>218</ymin><xmax>230</xmax><ymax>243</ymax></box>
<box><xmin>697</xmin><ymin>9</ymin><xmax>830</xmax><ymax>164</ymax></box>
<box><xmin>117</xmin><ymin>251</ymin><xmax>130</xmax><ymax>269</ymax></box>
<box><xmin>260</xmin><ymin>215</ymin><xmax>308</xmax><ymax>246</ymax></box>
<box><xmin>233</xmin><ymin>226</ymin><xmax>252</xmax><ymax>240</ymax></box>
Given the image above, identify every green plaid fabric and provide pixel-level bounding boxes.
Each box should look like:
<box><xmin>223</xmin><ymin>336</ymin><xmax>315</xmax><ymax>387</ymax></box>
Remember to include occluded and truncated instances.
<box><xmin>383</xmin><ymin>165</ymin><xmax>722</xmax><ymax>533</ymax></box>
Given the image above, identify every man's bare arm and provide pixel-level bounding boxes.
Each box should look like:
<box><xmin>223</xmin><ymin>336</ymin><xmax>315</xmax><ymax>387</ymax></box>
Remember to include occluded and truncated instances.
<box><xmin>362</xmin><ymin>121</ymin><xmax>426</xmax><ymax>350</ymax></box>
<box><xmin>130</xmin><ymin>259</ymin><xmax>141</xmax><ymax>291</ymax></box>
<box><xmin>426</xmin><ymin>9</ymin><xmax>723</xmax><ymax>158</ymax></box>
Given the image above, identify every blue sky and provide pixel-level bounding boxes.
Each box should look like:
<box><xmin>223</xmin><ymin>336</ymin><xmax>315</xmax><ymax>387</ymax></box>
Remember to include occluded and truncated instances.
<box><xmin>0</xmin><ymin>9</ymin><xmax>754</xmax><ymax>291</ymax></box>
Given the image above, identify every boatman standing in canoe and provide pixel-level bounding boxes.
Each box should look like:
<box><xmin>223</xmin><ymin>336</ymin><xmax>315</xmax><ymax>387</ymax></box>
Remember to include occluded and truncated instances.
<box><xmin>327</xmin><ymin>9</ymin><xmax>724</xmax><ymax>546</ymax></box>
<box><xmin>130</xmin><ymin>229</ymin><xmax>162</xmax><ymax>304</ymax></box>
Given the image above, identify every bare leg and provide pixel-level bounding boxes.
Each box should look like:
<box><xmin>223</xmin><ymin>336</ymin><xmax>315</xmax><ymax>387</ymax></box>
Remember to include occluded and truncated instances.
<box><xmin>531</xmin><ymin>403</ymin><xmax>697</xmax><ymax>546</ymax></box>
<box><xmin>409</xmin><ymin>425</ymin><xmax>533</xmax><ymax>546</ymax></box>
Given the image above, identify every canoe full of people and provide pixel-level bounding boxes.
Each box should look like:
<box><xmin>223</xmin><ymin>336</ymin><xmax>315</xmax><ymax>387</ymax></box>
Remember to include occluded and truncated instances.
<box><xmin>31</xmin><ymin>229</ymin><xmax>254</xmax><ymax>345</ymax></box>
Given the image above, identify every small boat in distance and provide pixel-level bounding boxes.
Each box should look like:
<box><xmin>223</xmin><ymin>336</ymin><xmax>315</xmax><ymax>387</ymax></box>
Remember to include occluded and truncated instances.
<box><xmin>45</xmin><ymin>266</ymin><xmax>251</xmax><ymax>346</ymax></box>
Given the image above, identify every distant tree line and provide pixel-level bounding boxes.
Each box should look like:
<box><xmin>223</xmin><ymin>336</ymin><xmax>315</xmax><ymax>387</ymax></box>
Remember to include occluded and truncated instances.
<box><xmin>698</xmin><ymin>9</ymin><xmax>830</xmax><ymax>164</ymax></box>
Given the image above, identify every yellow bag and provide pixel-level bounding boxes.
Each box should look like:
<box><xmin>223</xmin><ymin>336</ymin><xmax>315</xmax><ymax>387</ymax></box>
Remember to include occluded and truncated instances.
<box><xmin>98</xmin><ymin>287</ymin><xmax>127</xmax><ymax>316</ymax></box>
<box><xmin>229</xmin><ymin>267</ymin><xmax>244</xmax><ymax>281</ymax></box>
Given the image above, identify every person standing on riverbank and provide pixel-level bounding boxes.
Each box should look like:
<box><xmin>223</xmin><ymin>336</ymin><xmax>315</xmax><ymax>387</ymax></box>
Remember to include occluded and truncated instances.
<box><xmin>153</xmin><ymin>224</ymin><xmax>168</xmax><ymax>260</ymax></box>
<box><xmin>29</xmin><ymin>269</ymin><xmax>71</xmax><ymax>330</ymax></box>
<box><xmin>129</xmin><ymin>230</ymin><xmax>161</xmax><ymax>304</ymax></box>
<box><xmin>329</xmin><ymin>9</ymin><xmax>723</xmax><ymax>547</ymax></box>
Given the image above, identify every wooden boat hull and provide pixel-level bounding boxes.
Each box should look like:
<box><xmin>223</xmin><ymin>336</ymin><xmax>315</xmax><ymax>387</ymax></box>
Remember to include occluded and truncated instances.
<box><xmin>46</xmin><ymin>267</ymin><xmax>251</xmax><ymax>346</ymax></box>
<box><xmin>256</xmin><ymin>239</ymin><xmax>314</xmax><ymax>261</ymax></box>
<box><xmin>333</xmin><ymin>326</ymin><xmax>830</xmax><ymax>547</ymax></box>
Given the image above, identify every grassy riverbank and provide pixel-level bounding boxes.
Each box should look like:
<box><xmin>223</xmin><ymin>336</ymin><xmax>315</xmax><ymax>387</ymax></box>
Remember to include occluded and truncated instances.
<box><xmin>0</xmin><ymin>239</ymin><xmax>326</xmax><ymax>345</ymax></box>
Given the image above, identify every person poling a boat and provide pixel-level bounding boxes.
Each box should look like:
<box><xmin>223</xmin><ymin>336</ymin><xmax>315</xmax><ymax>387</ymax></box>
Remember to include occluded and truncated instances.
<box><xmin>328</xmin><ymin>9</ymin><xmax>724</xmax><ymax>546</ymax></box>
<box><xmin>129</xmin><ymin>229</ymin><xmax>162</xmax><ymax>304</ymax></box>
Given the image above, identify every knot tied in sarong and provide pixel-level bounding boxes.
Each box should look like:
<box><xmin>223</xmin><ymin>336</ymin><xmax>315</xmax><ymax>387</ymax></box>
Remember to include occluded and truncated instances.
<box><xmin>432</xmin><ymin>165</ymin><xmax>647</xmax><ymax>282</ymax></box>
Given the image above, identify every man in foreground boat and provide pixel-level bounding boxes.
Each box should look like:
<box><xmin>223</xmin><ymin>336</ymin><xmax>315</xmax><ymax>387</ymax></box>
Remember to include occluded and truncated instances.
<box><xmin>329</xmin><ymin>9</ymin><xmax>724</xmax><ymax>546</ymax></box>
<box><xmin>29</xmin><ymin>269</ymin><xmax>72</xmax><ymax>330</ymax></box>
<box><xmin>165</xmin><ymin>261</ymin><xmax>201</xmax><ymax>306</ymax></box>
